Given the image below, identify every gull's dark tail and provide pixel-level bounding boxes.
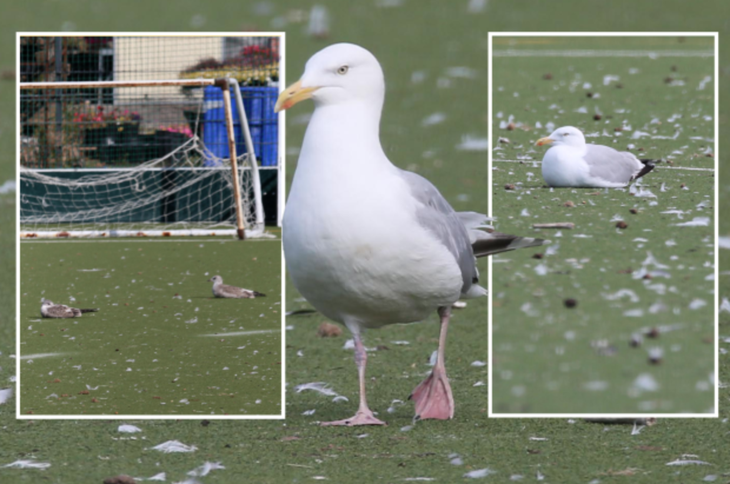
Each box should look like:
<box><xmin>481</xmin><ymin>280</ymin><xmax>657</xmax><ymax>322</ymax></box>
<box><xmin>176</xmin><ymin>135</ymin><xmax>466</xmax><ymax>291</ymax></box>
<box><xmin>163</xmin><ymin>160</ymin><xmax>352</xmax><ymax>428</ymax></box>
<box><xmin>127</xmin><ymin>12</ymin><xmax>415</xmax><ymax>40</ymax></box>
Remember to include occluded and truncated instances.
<box><xmin>472</xmin><ymin>233</ymin><xmax>548</xmax><ymax>258</ymax></box>
<box><xmin>80</xmin><ymin>308</ymin><xmax>99</xmax><ymax>313</ymax></box>
<box><xmin>252</xmin><ymin>291</ymin><xmax>266</xmax><ymax>297</ymax></box>
<box><xmin>634</xmin><ymin>159</ymin><xmax>660</xmax><ymax>181</ymax></box>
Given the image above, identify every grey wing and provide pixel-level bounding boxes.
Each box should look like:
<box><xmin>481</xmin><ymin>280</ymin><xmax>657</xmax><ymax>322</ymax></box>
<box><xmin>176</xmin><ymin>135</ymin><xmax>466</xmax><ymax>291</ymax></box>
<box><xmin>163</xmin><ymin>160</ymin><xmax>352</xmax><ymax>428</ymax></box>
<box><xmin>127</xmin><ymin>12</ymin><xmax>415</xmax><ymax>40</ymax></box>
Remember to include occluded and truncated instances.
<box><xmin>585</xmin><ymin>144</ymin><xmax>641</xmax><ymax>183</ymax></box>
<box><xmin>398</xmin><ymin>170</ymin><xmax>477</xmax><ymax>293</ymax></box>
<box><xmin>457</xmin><ymin>211</ymin><xmax>547</xmax><ymax>257</ymax></box>
<box><xmin>48</xmin><ymin>305</ymin><xmax>72</xmax><ymax>318</ymax></box>
<box><xmin>218</xmin><ymin>284</ymin><xmax>237</xmax><ymax>297</ymax></box>
<box><xmin>221</xmin><ymin>284</ymin><xmax>248</xmax><ymax>298</ymax></box>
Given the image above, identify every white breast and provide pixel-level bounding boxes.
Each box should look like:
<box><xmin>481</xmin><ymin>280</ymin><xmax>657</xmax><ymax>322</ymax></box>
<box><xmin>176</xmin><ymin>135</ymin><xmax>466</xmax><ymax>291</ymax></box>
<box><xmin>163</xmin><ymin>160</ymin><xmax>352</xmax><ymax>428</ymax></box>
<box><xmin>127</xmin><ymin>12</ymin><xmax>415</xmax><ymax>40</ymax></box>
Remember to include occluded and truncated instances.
<box><xmin>541</xmin><ymin>145</ymin><xmax>591</xmax><ymax>187</ymax></box>
<box><xmin>284</xmin><ymin>165</ymin><xmax>462</xmax><ymax>329</ymax></box>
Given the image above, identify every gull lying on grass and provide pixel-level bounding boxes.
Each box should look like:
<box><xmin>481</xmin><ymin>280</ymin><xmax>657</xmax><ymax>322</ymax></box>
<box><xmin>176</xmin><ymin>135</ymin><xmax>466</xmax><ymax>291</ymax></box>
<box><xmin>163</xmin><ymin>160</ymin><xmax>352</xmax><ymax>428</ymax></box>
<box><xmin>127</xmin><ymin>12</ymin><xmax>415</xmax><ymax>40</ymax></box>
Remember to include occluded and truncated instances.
<box><xmin>276</xmin><ymin>43</ymin><xmax>546</xmax><ymax>426</ymax></box>
<box><xmin>536</xmin><ymin>126</ymin><xmax>658</xmax><ymax>188</ymax></box>
<box><xmin>41</xmin><ymin>298</ymin><xmax>98</xmax><ymax>318</ymax></box>
<box><xmin>208</xmin><ymin>275</ymin><xmax>265</xmax><ymax>299</ymax></box>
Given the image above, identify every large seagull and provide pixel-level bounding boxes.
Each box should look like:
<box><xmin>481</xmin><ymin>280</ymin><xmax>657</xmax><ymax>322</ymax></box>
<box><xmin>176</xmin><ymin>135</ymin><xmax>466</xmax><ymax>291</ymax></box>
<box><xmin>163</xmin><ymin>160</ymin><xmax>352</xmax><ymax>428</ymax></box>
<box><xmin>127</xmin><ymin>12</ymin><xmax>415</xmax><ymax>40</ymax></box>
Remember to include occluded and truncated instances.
<box><xmin>276</xmin><ymin>43</ymin><xmax>546</xmax><ymax>426</ymax></box>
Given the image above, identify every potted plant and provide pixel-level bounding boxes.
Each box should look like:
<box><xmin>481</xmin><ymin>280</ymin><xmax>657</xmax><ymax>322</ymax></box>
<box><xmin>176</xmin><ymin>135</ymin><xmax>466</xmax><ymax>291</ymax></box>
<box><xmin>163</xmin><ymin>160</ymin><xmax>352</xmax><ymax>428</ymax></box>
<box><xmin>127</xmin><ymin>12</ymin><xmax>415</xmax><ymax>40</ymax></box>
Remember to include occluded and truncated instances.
<box><xmin>178</xmin><ymin>45</ymin><xmax>279</xmax><ymax>87</ymax></box>
<box><xmin>72</xmin><ymin>102</ymin><xmax>141</xmax><ymax>147</ymax></box>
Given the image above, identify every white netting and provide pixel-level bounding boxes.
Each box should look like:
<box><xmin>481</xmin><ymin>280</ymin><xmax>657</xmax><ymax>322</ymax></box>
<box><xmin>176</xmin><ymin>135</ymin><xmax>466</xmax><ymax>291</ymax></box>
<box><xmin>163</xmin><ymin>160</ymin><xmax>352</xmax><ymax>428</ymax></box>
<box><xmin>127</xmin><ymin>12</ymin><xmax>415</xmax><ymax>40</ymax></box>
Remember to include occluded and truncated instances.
<box><xmin>21</xmin><ymin>136</ymin><xmax>264</xmax><ymax>237</ymax></box>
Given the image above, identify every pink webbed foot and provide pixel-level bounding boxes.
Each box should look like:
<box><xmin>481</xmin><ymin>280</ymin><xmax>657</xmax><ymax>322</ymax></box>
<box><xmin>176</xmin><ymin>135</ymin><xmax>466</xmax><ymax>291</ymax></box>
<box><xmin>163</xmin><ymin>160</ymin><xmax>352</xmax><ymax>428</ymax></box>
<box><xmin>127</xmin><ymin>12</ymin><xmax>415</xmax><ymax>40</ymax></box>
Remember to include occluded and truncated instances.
<box><xmin>409</xmin><ymin>368</ymin><xmax>454</xmax><ymax>420</ymax></box>
<box><xmin>320</xmin><ymin>409</ymin><xmax>387</xmax><ymax>427</ymax></box>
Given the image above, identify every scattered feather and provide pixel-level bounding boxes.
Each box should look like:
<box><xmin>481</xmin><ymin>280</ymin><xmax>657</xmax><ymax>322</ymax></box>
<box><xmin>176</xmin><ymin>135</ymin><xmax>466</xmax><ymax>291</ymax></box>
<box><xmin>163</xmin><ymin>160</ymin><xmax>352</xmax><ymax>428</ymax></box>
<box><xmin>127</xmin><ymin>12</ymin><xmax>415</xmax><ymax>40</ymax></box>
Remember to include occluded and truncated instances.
<box><xmin>2</xmin><ymin>460</ymin><xmax>51</xmax><ymax>470</ymax></box>
<box><xmin>666</xmin><ymin>459</ymin><xmax>712</xmax><ymax>466</ymax></box>
<box><xmin>187</xmin><ymin>462</ymin><xmax>225</xmax><ymax>477</ymax></box>
<box><xmin>464</xmin><ymin>468</ymin><xmax>497</xmax><ymax>478</ymax></box>
<box><xmin>151</xmin><ymin>440</ymin><xmax>197</xmax><ymax>453</ymax></box>
<box><xmin>675</xmin><ymin>217</ymin><xmax>710</xmax><ymax>227</ymax></box>
<box><xmin>295</xmin><ymin>382</ymin><xmax>338</xmax><ymax>397</ymax></box>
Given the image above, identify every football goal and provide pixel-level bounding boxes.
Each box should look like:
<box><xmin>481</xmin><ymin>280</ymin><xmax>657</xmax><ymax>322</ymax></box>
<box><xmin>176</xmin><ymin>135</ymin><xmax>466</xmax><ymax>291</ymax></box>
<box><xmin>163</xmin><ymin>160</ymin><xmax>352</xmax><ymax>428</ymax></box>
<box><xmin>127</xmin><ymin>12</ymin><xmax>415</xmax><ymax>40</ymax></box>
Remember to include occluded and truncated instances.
<box><xmin>20</xmin><ymin>35</ymin><xmax>280</xmax><ymax>239</ymax></box>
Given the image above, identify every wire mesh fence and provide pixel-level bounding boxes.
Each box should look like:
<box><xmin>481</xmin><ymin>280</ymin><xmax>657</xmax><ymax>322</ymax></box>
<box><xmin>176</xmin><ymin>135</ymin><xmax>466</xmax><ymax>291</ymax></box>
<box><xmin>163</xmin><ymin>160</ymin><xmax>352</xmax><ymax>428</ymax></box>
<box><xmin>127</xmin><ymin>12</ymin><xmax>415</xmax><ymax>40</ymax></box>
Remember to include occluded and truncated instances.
<box><xmin>19</xmin><ymin>35</ymin><xmax>281</xmax><ymax>236</ymax></box>
<box><xmin>20</xmin><ymin>35</ymin><xmax>280</xmax><ymax>169</ymax></box>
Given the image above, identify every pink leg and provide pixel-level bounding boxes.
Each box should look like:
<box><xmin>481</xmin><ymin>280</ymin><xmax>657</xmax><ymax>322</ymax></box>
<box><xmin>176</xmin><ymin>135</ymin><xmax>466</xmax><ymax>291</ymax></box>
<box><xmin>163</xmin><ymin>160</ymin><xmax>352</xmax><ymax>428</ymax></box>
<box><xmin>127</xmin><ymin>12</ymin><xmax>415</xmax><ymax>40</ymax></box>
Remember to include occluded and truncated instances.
<box><xmin>409</xmin><ymin>307</ymin><xmax>454</xmax><ymax>420</ymax></box>
<box><xmin>321</xmin><ymin>332</ymin><xmax>386</xmax><ymax>426</ymax></box>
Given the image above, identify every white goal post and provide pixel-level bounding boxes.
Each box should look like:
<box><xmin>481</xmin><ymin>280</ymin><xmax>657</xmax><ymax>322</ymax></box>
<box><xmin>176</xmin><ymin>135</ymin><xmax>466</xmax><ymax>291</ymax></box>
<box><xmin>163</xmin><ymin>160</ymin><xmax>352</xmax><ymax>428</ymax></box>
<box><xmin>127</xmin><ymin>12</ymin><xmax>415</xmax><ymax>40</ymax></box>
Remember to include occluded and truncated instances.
<box><xmin>20</xmin><ymin>78</ymin><xmax>268</xmax><ymax>239</ymax></box>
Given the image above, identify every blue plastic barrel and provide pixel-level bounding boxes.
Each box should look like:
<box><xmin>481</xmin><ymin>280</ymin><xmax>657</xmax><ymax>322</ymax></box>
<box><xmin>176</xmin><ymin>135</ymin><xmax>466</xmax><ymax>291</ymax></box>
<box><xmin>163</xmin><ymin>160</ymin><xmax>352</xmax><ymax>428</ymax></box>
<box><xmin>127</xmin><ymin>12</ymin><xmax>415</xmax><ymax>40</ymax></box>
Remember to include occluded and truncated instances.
<box><xmin>202</xmin><ymin>85</ymin><xmax>278</xmax><ymax>166</ymax></box>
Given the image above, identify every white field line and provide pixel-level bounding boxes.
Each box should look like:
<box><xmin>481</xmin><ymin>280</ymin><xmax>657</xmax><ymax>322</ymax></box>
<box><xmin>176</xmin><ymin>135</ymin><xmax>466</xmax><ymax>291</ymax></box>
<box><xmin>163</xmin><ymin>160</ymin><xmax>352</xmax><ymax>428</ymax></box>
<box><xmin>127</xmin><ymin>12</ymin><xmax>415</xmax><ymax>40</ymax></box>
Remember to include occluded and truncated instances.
<box><xmin>20</xmin><ymin>238</ymin><xmax>280</xmax><ymax>244</ymax></box>
<box><xmin>493</xmin><ymin>49</ymin><xmax>714</xmax><ymax>58</ymax></box>
<box><xmin>493</xmin><ymin>159</ymin><xmax>715</xmax><ymax>172</ymax></box>
<box><xmin>200</xmin><ymin>329</ymin><xmax>279</xmax><ymax>337</ymax></box>
<box><xmin>19</xmin><ymin>352</ymin><xmax>70</xmax><ymax>360</ymax></box>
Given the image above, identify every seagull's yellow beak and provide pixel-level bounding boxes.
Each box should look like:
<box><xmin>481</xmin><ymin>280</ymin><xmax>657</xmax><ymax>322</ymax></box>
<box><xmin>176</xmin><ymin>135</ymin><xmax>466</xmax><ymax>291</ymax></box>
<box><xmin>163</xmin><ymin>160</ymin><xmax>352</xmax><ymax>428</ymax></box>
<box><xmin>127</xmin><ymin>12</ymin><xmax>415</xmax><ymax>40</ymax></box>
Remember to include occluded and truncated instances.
<box><xmin>536</xmin><ymin>137</ymin><xmax>554</xmax><ymax>147</ymax></box>
<box><xmin>274</xmin><ymin>79</ymin><xmax>319</xmax><ymax>112</ymax></box>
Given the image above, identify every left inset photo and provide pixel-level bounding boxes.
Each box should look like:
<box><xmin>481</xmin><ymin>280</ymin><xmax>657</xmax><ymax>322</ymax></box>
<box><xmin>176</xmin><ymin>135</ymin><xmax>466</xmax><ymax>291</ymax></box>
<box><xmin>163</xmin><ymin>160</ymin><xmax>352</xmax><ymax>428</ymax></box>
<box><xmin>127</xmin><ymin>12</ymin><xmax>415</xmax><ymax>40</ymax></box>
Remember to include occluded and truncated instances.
<box><xmin>17</xmin><ymin>33</ymin><xmax>285</xmax><ymax>417</ymax></box>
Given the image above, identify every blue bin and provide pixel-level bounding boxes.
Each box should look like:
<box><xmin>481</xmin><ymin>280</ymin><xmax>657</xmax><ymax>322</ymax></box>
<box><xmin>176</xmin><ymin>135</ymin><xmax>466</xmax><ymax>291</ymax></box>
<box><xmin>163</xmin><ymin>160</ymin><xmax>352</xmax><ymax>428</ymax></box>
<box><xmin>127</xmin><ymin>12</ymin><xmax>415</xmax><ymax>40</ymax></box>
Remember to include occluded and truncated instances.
<box><xmin>203</xmin><ymin>85</ymin><xmax>278</xmax><ymax>166</ymax></box>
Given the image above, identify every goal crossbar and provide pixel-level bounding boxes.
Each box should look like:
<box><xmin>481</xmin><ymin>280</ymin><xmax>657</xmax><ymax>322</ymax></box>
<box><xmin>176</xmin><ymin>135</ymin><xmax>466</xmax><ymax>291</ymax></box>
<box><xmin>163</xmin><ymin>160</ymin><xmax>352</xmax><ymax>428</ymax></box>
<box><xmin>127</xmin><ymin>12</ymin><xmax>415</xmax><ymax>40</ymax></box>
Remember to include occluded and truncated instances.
<box><xmin>20</xmin><ymin>77</ymin><xmax>266</xmax><ymax>240</ymax></box>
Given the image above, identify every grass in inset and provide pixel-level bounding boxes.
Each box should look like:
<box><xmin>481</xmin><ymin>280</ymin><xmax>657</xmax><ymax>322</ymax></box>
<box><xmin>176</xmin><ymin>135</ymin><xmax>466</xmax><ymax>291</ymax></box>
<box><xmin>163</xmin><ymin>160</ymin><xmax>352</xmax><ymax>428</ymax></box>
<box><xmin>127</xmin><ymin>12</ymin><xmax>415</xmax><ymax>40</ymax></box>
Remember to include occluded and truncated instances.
<box><xmin>491</xmin><ymin>37</ymin><xmax>715</xmax><ymax>414</ymax></box>
<box><xmin>20</xmin><ymin>238</ymin><xmax>282</xmax><ymax>415</ymax></box>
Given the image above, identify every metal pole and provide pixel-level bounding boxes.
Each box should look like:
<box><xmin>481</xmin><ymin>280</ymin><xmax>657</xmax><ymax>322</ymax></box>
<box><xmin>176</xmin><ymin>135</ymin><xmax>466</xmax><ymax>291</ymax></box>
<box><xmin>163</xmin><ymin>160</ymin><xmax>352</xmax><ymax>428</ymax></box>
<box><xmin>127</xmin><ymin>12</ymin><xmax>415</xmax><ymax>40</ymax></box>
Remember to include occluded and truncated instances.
<box><xmin>216</xmin><ymin>78</ymin><xmax>246</xmax><ymax>240</ymax></box>
<box><xmin>21</xmin><ymin>79</ymin><xmax>219</xmax><ymax>90</ymax></box>
<box><xmin>54</xmin><ymin>37</ymin><xmax>63</xmax><ymax>166</ymax></box>
<box><xmin>230</xmin><ymin>78</ymin><xmax>264</xmax><ymax>232</ymax></box>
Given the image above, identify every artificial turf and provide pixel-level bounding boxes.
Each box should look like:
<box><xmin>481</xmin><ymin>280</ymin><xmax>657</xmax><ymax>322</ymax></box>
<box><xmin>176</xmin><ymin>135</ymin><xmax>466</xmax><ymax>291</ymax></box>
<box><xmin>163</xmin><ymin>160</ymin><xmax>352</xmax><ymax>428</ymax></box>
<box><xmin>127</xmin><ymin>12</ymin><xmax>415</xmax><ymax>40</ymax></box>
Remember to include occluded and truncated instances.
<box><xmin>491</xmin><ymin>38</ymin><xmax>715</xmax><ymax>414</ymax></box>
<box><xmin>19</xmin><ymin>238</ymin><xmax>282</xmax><ymax>416</ymax></box>
<box><xmin>1</xmin><ymin>1</ymin><xmax>730</xmax><ymax>483</ymax></box>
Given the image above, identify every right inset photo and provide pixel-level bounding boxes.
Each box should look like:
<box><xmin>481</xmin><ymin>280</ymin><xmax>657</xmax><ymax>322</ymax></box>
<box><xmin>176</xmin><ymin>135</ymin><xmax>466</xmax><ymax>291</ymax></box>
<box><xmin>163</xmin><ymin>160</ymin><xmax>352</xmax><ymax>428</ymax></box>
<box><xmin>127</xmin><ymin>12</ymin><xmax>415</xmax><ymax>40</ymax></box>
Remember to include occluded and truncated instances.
<box><xmin>489</xmin><ymin>33</ymin><xmax>717</xmax><ymax>415</ymax></box>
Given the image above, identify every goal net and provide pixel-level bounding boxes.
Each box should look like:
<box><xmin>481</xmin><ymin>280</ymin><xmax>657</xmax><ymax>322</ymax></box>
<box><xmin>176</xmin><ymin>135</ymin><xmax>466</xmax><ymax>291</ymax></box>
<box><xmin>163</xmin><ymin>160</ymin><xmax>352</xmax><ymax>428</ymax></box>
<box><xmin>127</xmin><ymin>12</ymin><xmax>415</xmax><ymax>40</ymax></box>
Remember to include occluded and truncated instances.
<box><xmin>19</xmin><ymin>35</ymin><xmax>280</xmax><ymax>238</ymax></box>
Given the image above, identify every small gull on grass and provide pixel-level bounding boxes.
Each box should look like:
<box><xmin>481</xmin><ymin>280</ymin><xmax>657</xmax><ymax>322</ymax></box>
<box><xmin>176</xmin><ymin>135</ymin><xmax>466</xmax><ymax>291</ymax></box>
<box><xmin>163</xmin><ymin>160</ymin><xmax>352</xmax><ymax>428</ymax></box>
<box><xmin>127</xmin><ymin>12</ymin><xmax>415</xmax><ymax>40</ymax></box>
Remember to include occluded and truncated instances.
<box><xmin>40</xmin><ymin>298</ymin><xmax>98</xmax><ymax>318</ymax></box>
<box><xmin>208</xmin><ymin>275</ymin><xmax>265</xmax><ymax>299</ymax></box>
<box><xmin>536</xmin><ymin>126</ymin><xmax>658</xmax><ymax>188</ymax></box>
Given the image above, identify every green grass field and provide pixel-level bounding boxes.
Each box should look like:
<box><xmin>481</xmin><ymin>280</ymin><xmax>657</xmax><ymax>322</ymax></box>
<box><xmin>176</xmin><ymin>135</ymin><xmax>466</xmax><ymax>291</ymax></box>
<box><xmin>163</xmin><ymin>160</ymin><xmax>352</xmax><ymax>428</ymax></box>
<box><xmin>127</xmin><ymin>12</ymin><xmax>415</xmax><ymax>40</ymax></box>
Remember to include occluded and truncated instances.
<box><xmin>491</xmin><ymin>37</ymin><xmax>715</xmax><ymax>414</ymax></box>
<box><xmin>2</xmin><ymin>1</ymin><xmax>730</xmax><ymax>483</ymax></box>
<box><xmin>19</xmin><ymin>238</ymin><xmax>282</xmax><ymax>415</ymax></box>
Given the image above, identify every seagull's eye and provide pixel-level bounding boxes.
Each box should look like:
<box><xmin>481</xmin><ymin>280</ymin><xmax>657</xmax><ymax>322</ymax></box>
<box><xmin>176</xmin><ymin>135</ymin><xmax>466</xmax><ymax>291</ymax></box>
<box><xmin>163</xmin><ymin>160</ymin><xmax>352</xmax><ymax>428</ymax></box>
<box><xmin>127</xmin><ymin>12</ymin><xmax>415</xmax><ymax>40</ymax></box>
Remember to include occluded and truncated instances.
<box><xmin>562</xmin><ymin>132</ymin><xmax>570</xmax><ymax>136</ymax></box>
<box><xmin>337</xmin><ymin>65</ymin><xmax>349</xmax><ymax>75</ymax></box>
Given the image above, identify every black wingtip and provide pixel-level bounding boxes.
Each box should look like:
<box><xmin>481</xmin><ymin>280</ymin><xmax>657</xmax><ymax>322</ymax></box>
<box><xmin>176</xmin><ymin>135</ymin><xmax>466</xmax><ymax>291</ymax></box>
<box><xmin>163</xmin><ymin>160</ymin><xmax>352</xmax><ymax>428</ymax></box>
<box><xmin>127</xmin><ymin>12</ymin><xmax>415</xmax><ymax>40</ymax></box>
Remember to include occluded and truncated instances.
<box><xmin>253</xmin><ymin>291</ymin><xmax>266</xmax><ymax>297</ymax></box>
<box><xmin>80</xmin><ymin>308</ymin><xmax>99</xmax><ymax>313</ymax></box>
<box><xmin>634</xmin><ymin>159</ymin><xmax>660</xmax><ymax>180</ymax></box>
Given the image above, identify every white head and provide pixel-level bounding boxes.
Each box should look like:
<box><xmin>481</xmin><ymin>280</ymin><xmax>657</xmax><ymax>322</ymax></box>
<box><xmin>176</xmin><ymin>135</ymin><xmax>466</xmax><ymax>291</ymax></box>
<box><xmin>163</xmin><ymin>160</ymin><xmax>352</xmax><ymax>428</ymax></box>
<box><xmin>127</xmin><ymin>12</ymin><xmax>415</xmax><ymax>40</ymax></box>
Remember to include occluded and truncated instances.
<box><xmin>208</xmin><ymin>275</ymin><xmax>222</xmax><ymax>284</ymax></box>
<box><xmin>536</xmin><ymin>126</ymin><xmax>586</xmax><ymax>148</ymax></box>
<box><xmin>41</xmin><ymin>298</ymin><xmax>53</xmax><ymax>308</ymax></box>
<box><xmin>274</xmin><ymin>43</ymin><xmax>384</xmax><ymax>112</ymax></box>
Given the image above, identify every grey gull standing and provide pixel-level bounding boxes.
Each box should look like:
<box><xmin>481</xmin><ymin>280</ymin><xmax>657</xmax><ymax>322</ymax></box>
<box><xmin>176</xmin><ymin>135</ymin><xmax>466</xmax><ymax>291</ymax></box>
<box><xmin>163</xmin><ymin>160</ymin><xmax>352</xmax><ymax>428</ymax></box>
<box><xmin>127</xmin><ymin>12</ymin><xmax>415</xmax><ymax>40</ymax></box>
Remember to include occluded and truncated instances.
<box><xmin>537</xmin><ymin>126</ymin><xmax>658</xmax><ymax>188</ymax></box>
<box><xmin>275</xmin><ymin>43</ymin><xmax>546</xmax><ymax>426</ymax></box>
<box><xmin>208</xmin><ymin>275</ymin><xmax>265</xmax><ymax>299</ymax></box>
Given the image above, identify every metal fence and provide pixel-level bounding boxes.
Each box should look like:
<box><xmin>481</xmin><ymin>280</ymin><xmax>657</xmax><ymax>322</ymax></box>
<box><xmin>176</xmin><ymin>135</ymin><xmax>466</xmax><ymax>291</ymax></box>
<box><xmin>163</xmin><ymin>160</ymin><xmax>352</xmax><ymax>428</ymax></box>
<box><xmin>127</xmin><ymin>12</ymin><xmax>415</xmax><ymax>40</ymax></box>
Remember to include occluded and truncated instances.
<box><xmin>20</xmin><ymin>35</ymin><xmax>280</xmax><ymax>169</ymax></box>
